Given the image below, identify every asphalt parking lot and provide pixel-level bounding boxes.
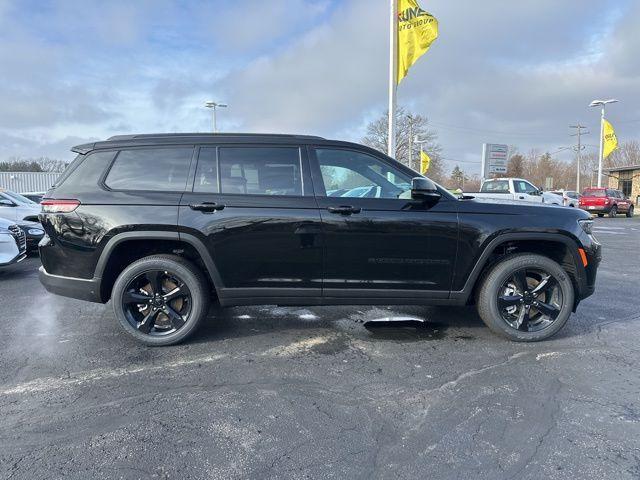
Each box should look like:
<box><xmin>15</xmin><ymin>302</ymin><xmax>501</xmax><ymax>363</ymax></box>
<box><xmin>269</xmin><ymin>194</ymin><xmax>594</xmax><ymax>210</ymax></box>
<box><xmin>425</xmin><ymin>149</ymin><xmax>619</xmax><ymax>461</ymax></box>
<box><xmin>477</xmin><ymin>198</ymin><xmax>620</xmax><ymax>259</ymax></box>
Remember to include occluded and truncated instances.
<box><xmin>1</xmin><ymin>217</ymin><xmax>639</xmax><ymax>480</ymax></box>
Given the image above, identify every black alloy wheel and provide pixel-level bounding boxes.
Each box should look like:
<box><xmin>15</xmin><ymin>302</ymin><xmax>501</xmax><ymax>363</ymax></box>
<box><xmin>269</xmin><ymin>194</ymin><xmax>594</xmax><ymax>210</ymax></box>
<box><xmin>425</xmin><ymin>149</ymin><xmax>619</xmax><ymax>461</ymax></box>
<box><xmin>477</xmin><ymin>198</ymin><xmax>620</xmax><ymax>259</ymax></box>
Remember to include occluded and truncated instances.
<box><xmin>112</xmin><ymin>254</ymin><xmax>210</xmax><ymax>346</ymax></box>
<box><xmin>497</xmin><ymin>268</ymin><xmax>562</xmax><ymax>333</ymax></box>
<box><xmin>477</xmin><ymin>254</ymin><xmax>574</xmax><ymax>342</ymax></box>
<box><xmin>122</xmin><ymin>269</ymin><xmax>192</xmax><ymax>336</ymax></box>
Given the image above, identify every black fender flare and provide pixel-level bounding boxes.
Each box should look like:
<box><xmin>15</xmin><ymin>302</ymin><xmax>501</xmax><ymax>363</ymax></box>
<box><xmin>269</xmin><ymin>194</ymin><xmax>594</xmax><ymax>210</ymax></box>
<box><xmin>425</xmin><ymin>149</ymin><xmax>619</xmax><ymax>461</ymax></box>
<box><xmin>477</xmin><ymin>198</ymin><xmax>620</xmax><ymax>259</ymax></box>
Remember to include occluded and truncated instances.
<box><xmin>451</xmin><ymin>232</ymin><xmax>586</xmax><ymax>304</ymax></box>
<box><xmin>94</xmin><ymin>231</ymin><xmax>224</xmax><ymax>293</ymax></box>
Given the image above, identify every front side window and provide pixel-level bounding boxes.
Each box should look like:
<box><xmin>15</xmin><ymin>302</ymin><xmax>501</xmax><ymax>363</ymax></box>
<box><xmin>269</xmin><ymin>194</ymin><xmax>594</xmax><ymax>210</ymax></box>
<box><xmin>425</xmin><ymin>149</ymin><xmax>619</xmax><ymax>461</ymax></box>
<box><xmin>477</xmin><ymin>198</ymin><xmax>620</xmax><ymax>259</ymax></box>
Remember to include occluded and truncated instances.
<box><xmin>315</xmin><ymin>148</ymin><xmax>412</xmax><ymax>199</ymax></box>
<box><xmin>219</xmin><ymin>147</ymin><xmax>302</xmax><ymax>196</ymax></box>
<box><xmin>514</xmin><ymin>181</ymin><xmax>538</xmax><ymax>194</ymax></box>
<box><xmin>105</xmin><ymin>148</ymin><xmax>193</xmax><ymax>191</ymax></box>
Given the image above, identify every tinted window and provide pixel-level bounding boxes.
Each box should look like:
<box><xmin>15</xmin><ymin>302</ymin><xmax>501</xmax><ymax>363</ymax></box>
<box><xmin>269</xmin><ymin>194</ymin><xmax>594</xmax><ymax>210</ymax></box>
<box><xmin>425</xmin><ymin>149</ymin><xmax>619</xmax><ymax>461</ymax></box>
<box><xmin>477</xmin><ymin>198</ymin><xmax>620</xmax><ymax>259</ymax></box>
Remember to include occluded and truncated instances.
<box><xmin>481</xmin><ymin>180</ymin><xmax>509</xmax><ymax>193</ymax></box>
<box><xmin>605</xmin><ymin>189</ymin><xmax>616</xmax><ymax>197</ymax></box>
<box><xmin>583</xmin><ymin>189</ymin><xmax>605</xmax><ymax>197</ymax></box>
<box><xmin>105</xmin><ymin>148</ymin><xmax>192</xmax><ymax>191</ymax></box>
<box><xmin>193</xmin><ymin>147</ymin><xmax>218</xmax><ymax>193</ymax></box>
<box><xmin>315</xmin><ymin>148</ymin><xmax>412</xmax><ymax>198</ymax></box>
<box><xmin>58</xmin><ymin>151</ymin><xmax>116</xmax><ymax>191</ymax></box>
<box><xmin>219</xmin><ymin>147</ymin><xmax>302</xmax><ymax>196</ymax></box>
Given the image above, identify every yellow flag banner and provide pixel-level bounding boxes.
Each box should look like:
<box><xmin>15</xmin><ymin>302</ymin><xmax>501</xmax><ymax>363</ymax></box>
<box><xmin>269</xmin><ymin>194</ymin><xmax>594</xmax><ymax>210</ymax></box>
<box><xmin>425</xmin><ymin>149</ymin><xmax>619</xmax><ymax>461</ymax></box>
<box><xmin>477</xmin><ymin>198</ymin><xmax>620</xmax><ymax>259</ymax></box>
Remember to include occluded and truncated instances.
<box><xmin>397</xmin><ymin>0</ymin><xmax>438</xmax><ymax>84</ymax></box>
<box><xmin>603</xmin><ymin>119</ymin><xmax>618</xmax><ymax>159</ymax></box>
<box><xmin>420</xmin><ymin>150</ymin><xmax>431</xmax><ymax>174</ymax></box>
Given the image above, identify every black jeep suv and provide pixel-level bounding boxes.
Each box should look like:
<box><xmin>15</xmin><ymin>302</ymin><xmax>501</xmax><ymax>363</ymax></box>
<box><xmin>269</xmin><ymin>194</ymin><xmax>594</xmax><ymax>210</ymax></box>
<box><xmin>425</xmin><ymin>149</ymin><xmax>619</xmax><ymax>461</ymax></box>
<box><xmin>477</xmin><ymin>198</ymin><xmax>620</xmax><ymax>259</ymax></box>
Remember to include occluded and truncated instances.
<box><xmin>39</xmin><ymin>133</ymin><xmax>601</xmax><ymax>345</ymax></box>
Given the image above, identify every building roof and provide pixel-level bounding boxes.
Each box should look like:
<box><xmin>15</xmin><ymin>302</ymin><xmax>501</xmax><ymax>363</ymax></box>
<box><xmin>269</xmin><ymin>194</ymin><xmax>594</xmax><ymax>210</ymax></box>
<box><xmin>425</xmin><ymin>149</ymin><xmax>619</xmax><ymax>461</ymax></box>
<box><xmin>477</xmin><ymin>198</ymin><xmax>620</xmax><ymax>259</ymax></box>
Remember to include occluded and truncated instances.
<box><xmin>604</xmin><ymin>164</ymin><xmax>640</xmax><ymax>173</ymax></box>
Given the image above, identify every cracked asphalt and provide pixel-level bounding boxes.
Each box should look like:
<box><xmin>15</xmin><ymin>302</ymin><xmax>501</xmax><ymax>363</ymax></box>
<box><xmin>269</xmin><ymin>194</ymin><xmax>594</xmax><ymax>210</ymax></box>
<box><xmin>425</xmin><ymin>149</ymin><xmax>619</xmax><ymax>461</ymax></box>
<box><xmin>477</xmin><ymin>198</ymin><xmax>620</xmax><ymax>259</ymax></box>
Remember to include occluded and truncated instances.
<box><xmin>1</xmin><ymin>217</ymin><xmax>640</xmax><ymax>479</ymax></box>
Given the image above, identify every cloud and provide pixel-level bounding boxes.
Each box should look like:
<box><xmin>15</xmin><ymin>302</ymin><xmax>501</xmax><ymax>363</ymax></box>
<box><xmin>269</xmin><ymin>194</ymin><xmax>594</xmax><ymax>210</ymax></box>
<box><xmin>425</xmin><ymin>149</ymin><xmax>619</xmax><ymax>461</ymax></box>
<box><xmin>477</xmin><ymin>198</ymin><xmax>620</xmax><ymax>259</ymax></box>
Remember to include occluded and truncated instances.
<box><xmin>0</xmin><ymin>0</ymin><xmax>638</xmax><ymax>175</ymax></box>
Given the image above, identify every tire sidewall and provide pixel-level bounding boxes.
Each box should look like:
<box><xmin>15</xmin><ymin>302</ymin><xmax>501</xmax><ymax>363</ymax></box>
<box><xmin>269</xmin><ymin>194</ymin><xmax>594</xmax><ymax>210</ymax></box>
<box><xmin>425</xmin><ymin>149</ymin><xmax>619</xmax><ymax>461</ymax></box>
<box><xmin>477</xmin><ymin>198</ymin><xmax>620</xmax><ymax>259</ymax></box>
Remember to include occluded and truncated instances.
<box><xmin>112</xmin><ymin>256</ymin><xmax>209</xmax><ymax>346</ymax></box>
<box><xmin>478</xmin><ymin>254</ymin><xmax>575</xmax><ymax>342</ymax></box>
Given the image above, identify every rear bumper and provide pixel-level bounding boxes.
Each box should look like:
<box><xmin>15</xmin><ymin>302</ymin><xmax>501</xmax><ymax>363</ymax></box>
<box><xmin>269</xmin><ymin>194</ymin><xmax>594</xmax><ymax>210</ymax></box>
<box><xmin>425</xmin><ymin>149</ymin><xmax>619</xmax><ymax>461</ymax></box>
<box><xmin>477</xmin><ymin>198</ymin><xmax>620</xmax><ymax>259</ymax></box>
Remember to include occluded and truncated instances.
<box><xmin>39</xmin><ymin>266</ymin><xmax>103</xmax><ymax>303</ymax></box>
<box><xmin>580</xmin><ymin>205</ymin><xmax>612</xmax><ymax>214</ymax></box>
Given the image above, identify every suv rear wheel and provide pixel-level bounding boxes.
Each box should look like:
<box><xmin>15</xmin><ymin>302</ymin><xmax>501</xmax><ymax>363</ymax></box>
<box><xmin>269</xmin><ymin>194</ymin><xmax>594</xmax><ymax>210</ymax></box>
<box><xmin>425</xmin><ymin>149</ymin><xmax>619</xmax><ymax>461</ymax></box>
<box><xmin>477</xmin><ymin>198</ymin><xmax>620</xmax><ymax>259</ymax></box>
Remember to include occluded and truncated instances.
<box><xmin>476</xmin><ymin>254</ymin><xmax>574</xmax><ymax>342</ymax></box>
<box><xmin>112</xmin><ymin>254</ymin><xmax>210</xmax><ymax>346</ymax></box>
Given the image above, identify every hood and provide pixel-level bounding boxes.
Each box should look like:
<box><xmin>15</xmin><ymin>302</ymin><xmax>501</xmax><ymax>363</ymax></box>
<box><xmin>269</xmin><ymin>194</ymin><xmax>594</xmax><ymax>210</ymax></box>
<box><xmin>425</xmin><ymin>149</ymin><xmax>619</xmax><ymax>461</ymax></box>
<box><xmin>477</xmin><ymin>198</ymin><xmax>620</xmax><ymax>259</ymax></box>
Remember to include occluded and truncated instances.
<box><xmin>460</xmin><ymin>197</ymin><xmax>590</xmax><ymax>220</ymax></box>
<box><xmin>0</xmin><ymin>217</ymin><xmax>15</xmax><ymax>231</ymax></box>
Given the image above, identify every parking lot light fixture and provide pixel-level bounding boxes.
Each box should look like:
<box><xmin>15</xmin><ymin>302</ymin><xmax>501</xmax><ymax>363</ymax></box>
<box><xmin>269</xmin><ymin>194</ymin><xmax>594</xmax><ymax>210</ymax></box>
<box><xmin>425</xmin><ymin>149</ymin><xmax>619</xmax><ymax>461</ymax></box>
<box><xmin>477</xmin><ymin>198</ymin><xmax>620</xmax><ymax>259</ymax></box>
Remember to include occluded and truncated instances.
<box><xmin>204</xmin><ymin>101</ymin><xmax>228</xmax><ymax>133</ymax></box>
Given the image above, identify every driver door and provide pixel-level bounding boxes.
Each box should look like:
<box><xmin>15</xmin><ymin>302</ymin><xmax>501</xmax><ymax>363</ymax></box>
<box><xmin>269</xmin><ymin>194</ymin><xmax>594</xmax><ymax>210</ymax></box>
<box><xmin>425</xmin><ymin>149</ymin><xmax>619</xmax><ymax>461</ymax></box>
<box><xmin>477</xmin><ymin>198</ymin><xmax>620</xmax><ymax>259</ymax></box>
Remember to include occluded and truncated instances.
<box><xmin>309</xmin><ymin>147</ymin><xmax>458</xmax><ymax>299</ymax></box>
<box><xmin>513</xmin><ymin>179</ymin><xmax>543</xmax><ymax>203</ymax></box>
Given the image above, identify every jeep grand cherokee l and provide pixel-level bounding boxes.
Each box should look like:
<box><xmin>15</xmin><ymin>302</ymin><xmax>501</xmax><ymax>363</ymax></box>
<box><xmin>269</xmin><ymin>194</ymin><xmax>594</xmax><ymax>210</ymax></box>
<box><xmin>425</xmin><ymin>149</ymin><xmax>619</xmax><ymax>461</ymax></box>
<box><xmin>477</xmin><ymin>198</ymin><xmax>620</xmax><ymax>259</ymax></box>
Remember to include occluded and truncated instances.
<box><xmin>38</xmin><ymin>133</ymin><xmax>601</xmax><ymax>346</ymax></box>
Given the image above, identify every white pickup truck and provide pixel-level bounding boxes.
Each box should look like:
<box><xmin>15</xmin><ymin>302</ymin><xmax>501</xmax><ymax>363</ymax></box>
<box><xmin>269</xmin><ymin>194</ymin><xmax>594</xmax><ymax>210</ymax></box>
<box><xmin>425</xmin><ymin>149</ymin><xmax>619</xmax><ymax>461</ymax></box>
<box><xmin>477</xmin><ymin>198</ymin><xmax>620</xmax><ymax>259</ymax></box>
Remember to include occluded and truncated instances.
<box><xmin>467</xmin><ymin>178</ymin><xmax>556</xmax><ymax>204</ymax></box>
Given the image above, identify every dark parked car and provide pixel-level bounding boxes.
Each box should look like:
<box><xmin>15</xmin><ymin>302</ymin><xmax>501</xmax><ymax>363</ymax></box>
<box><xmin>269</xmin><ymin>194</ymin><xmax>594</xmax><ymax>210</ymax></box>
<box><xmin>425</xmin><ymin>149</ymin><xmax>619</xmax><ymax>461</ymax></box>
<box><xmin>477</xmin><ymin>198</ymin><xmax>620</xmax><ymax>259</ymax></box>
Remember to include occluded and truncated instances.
<box><xmin>579</xmin><ymin>187</ymin><xmax>634</xmax><ymax>217</ymax></box>
<box><xmin>38</xmin><ymin>133</ymin><xmax>601</xmax><ymax>345</ymax></box>
<box><xmin>18</xmin><ymin>220</ymin><xmax>45</xmax><ymax>252</ymax></box>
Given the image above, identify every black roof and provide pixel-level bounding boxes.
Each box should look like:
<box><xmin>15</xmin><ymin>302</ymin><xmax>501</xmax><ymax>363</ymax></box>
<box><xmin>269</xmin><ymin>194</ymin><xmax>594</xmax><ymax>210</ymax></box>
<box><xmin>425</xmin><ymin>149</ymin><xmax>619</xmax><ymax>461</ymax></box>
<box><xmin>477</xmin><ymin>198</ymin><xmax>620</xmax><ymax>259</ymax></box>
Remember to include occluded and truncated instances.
<box><xmin>72</xmin><ymin>132</ymin><xmax>328</xmax><ymax>154</ymax></box>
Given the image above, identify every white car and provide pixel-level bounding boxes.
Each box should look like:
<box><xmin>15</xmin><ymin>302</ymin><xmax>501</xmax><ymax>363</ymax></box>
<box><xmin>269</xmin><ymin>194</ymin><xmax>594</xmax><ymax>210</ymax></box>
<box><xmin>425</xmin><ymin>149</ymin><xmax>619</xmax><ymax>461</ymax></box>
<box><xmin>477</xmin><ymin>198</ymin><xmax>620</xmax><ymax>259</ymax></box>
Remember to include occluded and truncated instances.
<box><xmin>0</xmin><ymin>217</ymin><xmax>27</xmax><ymax>267</ymax></box>
<box><xmin>546</xmin><ymin>190</ymin><xmax>580</xmax><ymax>207</ymax></box>
<box><xmin>0</xmin><ymin>189</ymin><xmax>41</xmax><ymax>223</ymax></box>
<box><xmin>469</xmin><ymin>178</ymin><xmax>544</xmax><ymax>203</ymax></box>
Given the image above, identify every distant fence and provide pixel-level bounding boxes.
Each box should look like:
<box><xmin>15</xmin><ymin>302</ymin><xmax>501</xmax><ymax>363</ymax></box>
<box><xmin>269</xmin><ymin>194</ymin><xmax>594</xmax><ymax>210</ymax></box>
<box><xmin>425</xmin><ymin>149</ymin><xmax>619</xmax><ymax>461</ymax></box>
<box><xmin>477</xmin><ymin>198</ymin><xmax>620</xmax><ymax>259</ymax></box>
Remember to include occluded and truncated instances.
<box><xmin>0</xmin><ymin>172</ymin><xmax>61</xmax><ymax>193</ymax></box>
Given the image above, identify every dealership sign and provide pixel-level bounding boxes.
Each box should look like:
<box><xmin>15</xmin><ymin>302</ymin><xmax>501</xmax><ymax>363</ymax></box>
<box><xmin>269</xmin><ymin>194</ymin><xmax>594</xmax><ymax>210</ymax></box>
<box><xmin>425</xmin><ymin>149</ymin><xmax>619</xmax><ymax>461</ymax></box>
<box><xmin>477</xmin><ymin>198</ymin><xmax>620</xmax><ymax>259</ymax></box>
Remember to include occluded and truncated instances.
<box><xmin>481</xmin><ymin>143</ymin><xmax>509</xmax><ymax>179</ymax></box>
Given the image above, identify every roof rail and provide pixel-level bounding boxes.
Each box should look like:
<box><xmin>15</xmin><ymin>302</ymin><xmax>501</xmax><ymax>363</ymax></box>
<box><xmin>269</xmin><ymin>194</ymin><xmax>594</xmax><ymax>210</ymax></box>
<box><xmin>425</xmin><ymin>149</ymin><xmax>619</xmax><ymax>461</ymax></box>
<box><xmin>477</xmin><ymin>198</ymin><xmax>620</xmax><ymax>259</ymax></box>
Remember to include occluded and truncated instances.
<box><xmin>106</xmin><ymin>133</ymin><xmax>325</xmax><ymax>141</ymax></box>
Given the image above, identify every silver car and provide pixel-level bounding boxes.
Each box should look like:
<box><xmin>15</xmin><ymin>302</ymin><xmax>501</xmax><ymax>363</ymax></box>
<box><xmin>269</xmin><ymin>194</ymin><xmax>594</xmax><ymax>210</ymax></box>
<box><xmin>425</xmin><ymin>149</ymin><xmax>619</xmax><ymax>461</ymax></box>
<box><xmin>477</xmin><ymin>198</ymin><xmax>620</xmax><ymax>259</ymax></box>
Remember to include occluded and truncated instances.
<box><xmin>0</xmin><ymin>217</ymin><xmax>27</xmax><ymax>267</ymax></box>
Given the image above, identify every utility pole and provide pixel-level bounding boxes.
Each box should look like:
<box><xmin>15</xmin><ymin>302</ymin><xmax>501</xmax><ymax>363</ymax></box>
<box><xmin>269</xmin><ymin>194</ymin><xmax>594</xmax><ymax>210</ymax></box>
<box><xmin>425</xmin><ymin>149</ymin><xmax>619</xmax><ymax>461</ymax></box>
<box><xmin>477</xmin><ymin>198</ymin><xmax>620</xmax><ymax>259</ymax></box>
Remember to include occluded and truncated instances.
<box><xmin>569</xmin><ymin>124</ymin><xmax>588</xmax><ymax>193</ymax></box>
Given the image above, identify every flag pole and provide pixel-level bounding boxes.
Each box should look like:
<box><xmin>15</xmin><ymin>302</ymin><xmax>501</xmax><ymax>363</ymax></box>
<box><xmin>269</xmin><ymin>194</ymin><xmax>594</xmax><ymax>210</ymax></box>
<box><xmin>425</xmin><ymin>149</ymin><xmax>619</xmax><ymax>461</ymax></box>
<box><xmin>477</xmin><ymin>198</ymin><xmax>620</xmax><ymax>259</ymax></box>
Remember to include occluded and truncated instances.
<box><xmin>387</xmin><ymin>0</ymin><xmax>398</xmax><ymax>158</ymax></box>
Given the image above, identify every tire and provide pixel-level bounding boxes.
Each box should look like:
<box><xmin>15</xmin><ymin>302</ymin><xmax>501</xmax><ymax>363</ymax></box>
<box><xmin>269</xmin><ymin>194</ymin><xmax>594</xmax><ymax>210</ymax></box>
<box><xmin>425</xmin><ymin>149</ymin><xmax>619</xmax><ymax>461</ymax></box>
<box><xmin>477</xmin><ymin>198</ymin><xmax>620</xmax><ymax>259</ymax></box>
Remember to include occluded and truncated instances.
<box><xmin>476</xmin><ymin>254</ymin><xmax>575</xmax><ymax>342</ymax></box>
<box><xmin>112</xmin><ymin>254</ymin><xmax>210</xmax><ymax>346</ymax></box>
<box><xmin>609</xmin><ymin>206</ymin><xmax>617</xmax><ymax>218</ymax></box>
<box><xmin>626</xmin><ymin>206</ymin><xmax>634</xmax><ymax>218</ymax></box>
<box><xmin>597</xmin><ymin>213</ymin><xmax>604</xmax><ymax>217</ymax></box>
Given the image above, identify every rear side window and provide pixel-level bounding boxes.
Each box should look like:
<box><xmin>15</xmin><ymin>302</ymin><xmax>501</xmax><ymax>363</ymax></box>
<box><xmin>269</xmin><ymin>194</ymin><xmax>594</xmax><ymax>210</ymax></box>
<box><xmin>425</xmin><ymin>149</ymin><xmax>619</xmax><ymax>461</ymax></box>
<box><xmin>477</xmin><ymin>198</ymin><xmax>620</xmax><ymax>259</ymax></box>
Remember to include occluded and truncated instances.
<box><xmin>218</xmin><ymin>147</ymin><xmax>302</xmax><ymax>196</ymax></box>
<box><xmin>481</xmin><ymin>180</ymin><xmax>509</xmax><ymax>193</ymax></box>
<box><xmin>193</xmin><ymin>147</ymin><xmax>218</xmax><ymax>193</ymax></box>
<box><xmin>56</xmin><ymin>151</ymin><xmax>116</xmax><ymax>191</ymax></box>
<box><xmin>105</xmin><ymin>148</ymin><xmax>193</xmax><ymax>191</ymax></box>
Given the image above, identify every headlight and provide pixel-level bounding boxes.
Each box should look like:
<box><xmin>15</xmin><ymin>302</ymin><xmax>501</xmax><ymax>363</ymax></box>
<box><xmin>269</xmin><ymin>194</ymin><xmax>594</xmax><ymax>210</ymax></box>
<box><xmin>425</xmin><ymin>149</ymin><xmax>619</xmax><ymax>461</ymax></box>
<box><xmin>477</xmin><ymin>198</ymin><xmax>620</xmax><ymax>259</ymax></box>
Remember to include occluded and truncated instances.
<box><xmin>28</xmin><ymin>228</ymin><xmax>44</xmax><ymax>235</ymax></box>
<box><xmin>578</xmin><ymin>219</ymin><xmax>594</xmax><ymax>235</ymax></box>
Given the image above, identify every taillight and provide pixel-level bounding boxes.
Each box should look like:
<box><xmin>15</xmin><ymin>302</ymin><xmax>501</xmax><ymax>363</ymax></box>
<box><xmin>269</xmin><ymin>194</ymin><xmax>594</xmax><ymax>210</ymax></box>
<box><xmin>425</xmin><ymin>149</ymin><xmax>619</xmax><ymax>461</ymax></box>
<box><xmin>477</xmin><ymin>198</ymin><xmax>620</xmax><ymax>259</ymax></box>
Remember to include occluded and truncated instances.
<box><xmin>604</xmin><ymin>198</ymin><xmax>610</xmax><ymax>205</ymax></box>
<box><xmin>41</xmin><ymin>199</ymin><xmax>80</xmax><ymax>213</ymax></box>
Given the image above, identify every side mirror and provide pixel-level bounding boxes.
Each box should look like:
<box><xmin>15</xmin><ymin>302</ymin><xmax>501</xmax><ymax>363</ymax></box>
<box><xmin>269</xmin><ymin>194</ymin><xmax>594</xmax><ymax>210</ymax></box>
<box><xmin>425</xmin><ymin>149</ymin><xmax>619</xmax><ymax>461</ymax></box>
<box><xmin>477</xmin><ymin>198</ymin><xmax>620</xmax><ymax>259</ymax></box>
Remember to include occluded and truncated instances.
<box><xmin>411</xmin><ymin>177</ymin><xmax>441</xmax><ymax>203</ymax></box>
<box><xmin>0</xmin><ymin>199</ymin><xmax>16</xmax><ymax>207</ymax></box>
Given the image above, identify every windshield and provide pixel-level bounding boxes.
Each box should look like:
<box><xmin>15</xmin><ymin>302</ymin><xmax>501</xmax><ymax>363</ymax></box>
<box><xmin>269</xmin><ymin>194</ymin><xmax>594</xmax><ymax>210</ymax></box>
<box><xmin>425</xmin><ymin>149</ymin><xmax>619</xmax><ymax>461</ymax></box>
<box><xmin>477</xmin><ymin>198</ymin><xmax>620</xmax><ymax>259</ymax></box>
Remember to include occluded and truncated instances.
<box><xmin>2</xmin><ymin>190</ymin><xmax>37</xmax><ymax>205</ymax></box>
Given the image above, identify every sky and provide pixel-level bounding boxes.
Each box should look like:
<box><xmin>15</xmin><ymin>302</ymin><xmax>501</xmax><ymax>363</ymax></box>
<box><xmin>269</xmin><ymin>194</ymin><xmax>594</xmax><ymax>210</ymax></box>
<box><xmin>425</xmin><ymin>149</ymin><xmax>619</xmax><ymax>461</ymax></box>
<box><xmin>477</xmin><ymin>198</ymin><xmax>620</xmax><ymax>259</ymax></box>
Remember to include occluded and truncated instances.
<box><xmin>0</xmin><ymin>0</ymin><xmax>639</xmax><ymax>174</ymax></box>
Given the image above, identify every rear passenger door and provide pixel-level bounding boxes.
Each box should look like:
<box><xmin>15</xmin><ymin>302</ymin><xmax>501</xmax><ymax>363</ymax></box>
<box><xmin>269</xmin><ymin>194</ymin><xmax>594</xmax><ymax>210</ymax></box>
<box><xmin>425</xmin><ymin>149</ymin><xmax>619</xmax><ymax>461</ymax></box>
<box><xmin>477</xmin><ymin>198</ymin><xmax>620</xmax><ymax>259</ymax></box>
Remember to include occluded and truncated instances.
<box><xmin>179</xmin><ymin>145</ymin><xmax>323</xmax><ymax>302</ymax></box>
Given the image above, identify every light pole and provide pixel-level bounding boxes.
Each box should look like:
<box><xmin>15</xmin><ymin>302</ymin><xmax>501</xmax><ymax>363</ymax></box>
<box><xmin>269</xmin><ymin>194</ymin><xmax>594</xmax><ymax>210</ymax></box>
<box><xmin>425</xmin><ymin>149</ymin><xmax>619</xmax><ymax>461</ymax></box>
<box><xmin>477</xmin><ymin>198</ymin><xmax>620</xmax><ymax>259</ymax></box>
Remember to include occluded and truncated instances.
<box><xmin>204</xmin><ymin>101</ymin><xmax>228</xmax><ymax>133</ymax></box>
<box><xmin>414</xmin><ymin>135</ymin><xmax>429</xmax><ymax>174</ymax></box>
<box><xmin>589</xmin><ymin>99</ymin><xmax>618</xmax><ymax>187</ymax></box>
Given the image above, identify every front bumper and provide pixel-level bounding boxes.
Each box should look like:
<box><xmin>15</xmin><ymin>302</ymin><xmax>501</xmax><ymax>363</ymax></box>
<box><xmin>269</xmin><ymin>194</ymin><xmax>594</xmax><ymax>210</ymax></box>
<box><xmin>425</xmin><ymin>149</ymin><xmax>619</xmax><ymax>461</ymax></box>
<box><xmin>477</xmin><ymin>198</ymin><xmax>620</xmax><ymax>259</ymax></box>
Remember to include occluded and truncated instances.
<box><xmin>0</xmin><ymin>233</ymin><xmax>26</xmax><ymax>267</ymax></box>
<box><xmin>39</xmin><ymin>266</ymin><xmax>103</xmax><ymax>303</ymax></box>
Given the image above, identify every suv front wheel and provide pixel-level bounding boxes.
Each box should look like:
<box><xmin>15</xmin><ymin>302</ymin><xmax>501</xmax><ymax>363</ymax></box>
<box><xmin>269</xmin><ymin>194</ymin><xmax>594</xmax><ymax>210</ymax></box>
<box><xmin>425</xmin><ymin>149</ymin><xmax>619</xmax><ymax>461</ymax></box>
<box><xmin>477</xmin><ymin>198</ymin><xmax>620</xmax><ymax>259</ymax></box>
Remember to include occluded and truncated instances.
<box><xmin>476</xmin><ymin>254</ymin><xmax>575</xmax><ymax>342</ymax></box>
<box><xmin>112</xmin><ymin>254</ymin><xmax>210</xmax><ymax>346</ymax></box>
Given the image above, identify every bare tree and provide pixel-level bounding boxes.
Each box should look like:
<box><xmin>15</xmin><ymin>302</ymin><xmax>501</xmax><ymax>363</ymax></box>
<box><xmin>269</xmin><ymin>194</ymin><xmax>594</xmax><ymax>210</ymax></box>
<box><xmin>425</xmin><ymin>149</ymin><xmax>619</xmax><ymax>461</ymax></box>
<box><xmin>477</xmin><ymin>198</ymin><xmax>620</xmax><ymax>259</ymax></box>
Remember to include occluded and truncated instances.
<box><xmin>362</xmin><ymin>107</ymin><xmax>444</xmax><ymax>183</ymax></box>
<box><xmin>506</xmin><ymin>153</ymin><xmax>525</xmax><ymax>178</ymax></box>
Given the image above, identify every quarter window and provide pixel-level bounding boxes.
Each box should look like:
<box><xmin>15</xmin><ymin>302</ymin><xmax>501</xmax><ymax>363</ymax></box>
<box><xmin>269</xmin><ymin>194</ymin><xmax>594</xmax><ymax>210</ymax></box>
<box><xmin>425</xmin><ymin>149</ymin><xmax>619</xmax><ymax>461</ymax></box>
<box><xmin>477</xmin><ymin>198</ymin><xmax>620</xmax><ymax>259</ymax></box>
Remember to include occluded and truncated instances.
<box><xmin>219</xmin><ymin>147</ymin><xmax>302</xmax><ymax>196</ymax></box>
<box><xmin>315</xmin><ymin>148</ymin><xmax>412</xmax><ymax>199</ymax></box>
<box><xmin>105</xmin><ymin>148</ymin><xmax>193</xmax><ymax>191</ymax></box>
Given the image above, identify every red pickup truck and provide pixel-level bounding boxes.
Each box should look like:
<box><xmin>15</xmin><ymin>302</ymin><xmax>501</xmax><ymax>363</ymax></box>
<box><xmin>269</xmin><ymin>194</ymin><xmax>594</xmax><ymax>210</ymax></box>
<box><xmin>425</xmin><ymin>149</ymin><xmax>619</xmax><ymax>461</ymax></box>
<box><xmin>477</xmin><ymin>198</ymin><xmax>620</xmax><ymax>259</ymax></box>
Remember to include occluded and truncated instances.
<box><xmin>579</xmin><ymin>187</ymin><xmax>634</xmax><ymax>217</ymax></box>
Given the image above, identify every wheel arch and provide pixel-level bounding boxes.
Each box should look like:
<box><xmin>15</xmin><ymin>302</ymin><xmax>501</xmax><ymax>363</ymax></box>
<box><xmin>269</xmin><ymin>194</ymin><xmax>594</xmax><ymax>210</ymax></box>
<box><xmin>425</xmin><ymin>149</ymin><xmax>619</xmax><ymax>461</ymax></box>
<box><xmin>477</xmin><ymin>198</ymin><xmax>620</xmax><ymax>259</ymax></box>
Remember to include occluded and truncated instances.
<box><xmin>95</xmin><ymin>231</ymin><xmax>223</xmax><ymax>302</ymax></box>
<box><xmin>453</xmin><ymin>232</ymin><xmax>586</xmax><ymax>307</ymax></box>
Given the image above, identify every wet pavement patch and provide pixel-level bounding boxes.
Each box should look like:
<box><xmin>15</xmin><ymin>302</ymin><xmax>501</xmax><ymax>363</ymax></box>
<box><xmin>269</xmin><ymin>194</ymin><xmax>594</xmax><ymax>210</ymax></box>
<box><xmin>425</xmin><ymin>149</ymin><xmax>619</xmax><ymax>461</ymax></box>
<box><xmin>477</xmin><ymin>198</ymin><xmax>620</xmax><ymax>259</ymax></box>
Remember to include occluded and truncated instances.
<box><xmin>362</xmin><ymin>319</ymin><xmax>447</xmax><ymax>341</ymax></box>
<box><xmin>309</xmin><ymin>334</ymin><xmax>351</xmax><ymax>355</ymax></box>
